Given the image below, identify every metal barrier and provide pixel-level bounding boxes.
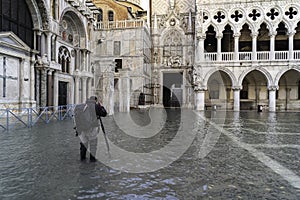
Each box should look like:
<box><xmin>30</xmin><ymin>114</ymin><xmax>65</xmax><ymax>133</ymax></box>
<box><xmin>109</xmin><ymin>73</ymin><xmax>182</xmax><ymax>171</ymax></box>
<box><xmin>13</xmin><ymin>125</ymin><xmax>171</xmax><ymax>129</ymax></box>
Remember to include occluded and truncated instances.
<box><xmin>0</xmin><ymin>104</ymin><xmax>76</xmax><ymax>131</ymax></box>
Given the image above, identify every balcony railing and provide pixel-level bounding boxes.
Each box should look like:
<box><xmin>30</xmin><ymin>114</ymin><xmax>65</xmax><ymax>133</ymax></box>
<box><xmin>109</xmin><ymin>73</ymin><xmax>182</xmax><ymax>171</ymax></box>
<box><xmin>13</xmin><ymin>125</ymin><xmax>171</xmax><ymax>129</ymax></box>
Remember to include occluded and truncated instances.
<box><xmin>203</xmin><ymin>50</ymin><xmax>300</xmax><ymax>62</ymax></box>
<box><xmin>95</xmin><ymin>20</ymin><xmax>147</xmax><ymax>30</ymax></box>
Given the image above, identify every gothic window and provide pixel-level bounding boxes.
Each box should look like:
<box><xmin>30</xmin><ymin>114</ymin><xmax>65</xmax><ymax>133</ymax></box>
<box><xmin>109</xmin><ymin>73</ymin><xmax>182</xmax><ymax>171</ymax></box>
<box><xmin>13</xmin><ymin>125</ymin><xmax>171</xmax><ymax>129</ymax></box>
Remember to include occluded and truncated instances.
<box><xmin>58</xmin><ymin>46</ymin><xmax>71</xmax><ymax>74</ymax></box>
<box><xmin>204</xmin><ymin>25</ymin><xmax>217</xmax><ymax>52</ymax></box>
<box><xmin>275</xmin><ymin>22</ymin><xmax>288</xmax><ymax>51</ymax></box>
<box><xmin>98</xmin><ymin>9</ymin><xmax>103</xmax><ymax>22</ymax></box>
<box><xmin>295</xmin><ymin>22</ymin><xmax>300</xmax><ymax>50</ymax></box>
<box><xmin>239</xmin><ymin>24</ymin><xmax>252</xmax><ymax>52</ymax></box>
<box><xmin>0</xmin><ymin>0</ymin><xmax>33</xmax><ymax>48</ymax></box>
<box><xmin>257</xmin><ymin>23</ymin><xmax>270</xmax><ymax>51</ymax></box>
<box><xmin>108</xmin><ymin>11</ymin><xmax>114</xmax><ymax>21</ymax></box>
<box><xmin>221</xmin><ymin>25</ymin><xmax>233</xmax><ymax>52</ymax></box>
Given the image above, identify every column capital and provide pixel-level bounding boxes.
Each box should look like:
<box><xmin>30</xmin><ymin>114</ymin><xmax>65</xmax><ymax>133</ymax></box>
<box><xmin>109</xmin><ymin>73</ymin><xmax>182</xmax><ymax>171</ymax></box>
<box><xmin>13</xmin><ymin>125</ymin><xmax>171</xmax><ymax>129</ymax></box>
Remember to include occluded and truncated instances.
<box><xmin>288</xmin><ymin>30</ymin><xmax>296</xmax><ymax>36</ymax></box>
<box><xmin>268</xmin><ymin>85</ymin><xmax>278</xmax><ymax>91</ymax></box>
<box><xmin>47</xmin><ymin>69</ymin><xmax>54</xmax><ymax>75</ymax></box>
<box><xmin>232</xmin><ymin>86</ymin><xmax>242</xmax><ymax>90</ymax></box>
<box><xmin>268</xmin><ymin>31</ymin><xmax>277</xmax><ymax>37</ymax></box>
<box><xmin>196</xmin><ymin>33</ymin><xmax>206</xmax><ymax>40</ymax></box>
<box><xmin>216</xmin><ymin>34</ymin><xmax>223</xmax><ymax>39</ymax></box>
<box><xmin>194</xmin><ymin>85</ymin><xmax>207</xmax><ymax>92</ymax></box>
<box><xmin>250</xmin><ymin>32</ymin><xmax>259</xmax><ymax>38</ymax></box>
<box><xmin>233</xmin><ymin>33</ymin><xmax>241</xmax><ymax>38</ymax></box>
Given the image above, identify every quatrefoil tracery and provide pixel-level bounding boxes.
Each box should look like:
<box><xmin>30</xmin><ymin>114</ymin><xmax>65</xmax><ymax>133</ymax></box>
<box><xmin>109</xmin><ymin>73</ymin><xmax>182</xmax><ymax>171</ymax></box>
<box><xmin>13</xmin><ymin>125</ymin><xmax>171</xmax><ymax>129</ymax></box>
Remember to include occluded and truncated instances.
<box><xmin>248</xmin><ymin>9</ymin><xmax>261</xmax><ymax>21</ymax></box>
<box><xmin>285</xmin><ymin>7</ymin><xmax>297</xmax><ymax>19</ymax></box>
<box><xmin>214</xmin><ymin>11</ymin><xmax>225</xmax><ymax>23</ymax></box>
<box><xmin>267</xmin><ymin>8</ymin><xmax>279</xmax><ymax>20</ymax></box>
<box><xmin>231</xmin><ymin>10</ymin><xmax>243</xmax><ymax>22</ymax></box>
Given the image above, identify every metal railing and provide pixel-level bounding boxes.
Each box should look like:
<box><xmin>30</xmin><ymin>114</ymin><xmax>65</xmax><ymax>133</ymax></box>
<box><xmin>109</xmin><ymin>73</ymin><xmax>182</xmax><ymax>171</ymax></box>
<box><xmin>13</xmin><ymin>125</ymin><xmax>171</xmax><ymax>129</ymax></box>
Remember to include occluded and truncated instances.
<box><xmin>0</xmin><ymin>104</ymin><xmax>76</xmax><ymax>131</ymax></box>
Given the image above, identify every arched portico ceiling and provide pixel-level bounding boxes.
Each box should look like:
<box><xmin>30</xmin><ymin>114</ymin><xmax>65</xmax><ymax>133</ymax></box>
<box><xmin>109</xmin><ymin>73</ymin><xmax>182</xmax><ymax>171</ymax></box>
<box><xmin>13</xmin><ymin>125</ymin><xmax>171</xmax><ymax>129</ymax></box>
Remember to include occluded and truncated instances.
<box><xmin>238</xmin><ymin>68</ymin><xmax>273</xmax><ymax>87</ymax></box>
<box><xmin>203</xmin><ymin>67</ymin><xmax>236</xmax><ymax>87</ymax></box>
<box><xmin>274</xmin><ymin>66</ymin><xmax>300</xmax><ymax>86</ymax></box>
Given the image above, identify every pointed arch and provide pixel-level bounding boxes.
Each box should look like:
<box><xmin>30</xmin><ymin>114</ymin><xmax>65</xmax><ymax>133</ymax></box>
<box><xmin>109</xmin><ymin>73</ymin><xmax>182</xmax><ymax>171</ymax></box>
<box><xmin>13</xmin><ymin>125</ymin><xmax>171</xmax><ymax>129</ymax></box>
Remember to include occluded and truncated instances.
<box><xmin>274</xmin><ymin>66</ymin><xmax>300</xmax><ymax>86</ymax></box>
<box><xmin>203</xmin><ymin>67</ymin><xmax>237</xmax><ymax>86</ymax></box>
<box><xmin>238</xmin><ymin>67</ymin><xmax>273</xmax><ymax>87</ymax></box>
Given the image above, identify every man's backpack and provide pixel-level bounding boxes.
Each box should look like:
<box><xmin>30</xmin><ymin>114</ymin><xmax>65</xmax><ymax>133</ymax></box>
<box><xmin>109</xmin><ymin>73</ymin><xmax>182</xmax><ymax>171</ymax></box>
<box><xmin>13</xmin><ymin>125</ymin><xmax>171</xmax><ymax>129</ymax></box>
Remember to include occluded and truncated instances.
<box><xmin>74</xmin><ymin>102</ymin><xmax>99</xmax><ymax>133</ymax></box>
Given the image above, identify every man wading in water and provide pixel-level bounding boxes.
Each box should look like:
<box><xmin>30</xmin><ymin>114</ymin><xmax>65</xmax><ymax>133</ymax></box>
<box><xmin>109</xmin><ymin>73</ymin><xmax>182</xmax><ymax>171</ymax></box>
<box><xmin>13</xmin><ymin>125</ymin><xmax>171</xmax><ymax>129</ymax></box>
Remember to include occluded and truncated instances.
<box><xmin>74</xmin><ymin>96</ymin><xmax>107</xmax><ymax>162</ymax></box>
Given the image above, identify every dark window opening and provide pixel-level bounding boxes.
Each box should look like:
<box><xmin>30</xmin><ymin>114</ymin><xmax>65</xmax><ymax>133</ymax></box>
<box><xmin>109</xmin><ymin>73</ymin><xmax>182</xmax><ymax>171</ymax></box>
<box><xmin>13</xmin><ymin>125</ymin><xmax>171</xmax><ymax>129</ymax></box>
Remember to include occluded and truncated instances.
<box><xmin>0</xmin><ymin>0</ymin><xmax>33</xmax><ymax>48</ymax></box>
<box><xmin>97</xmin><ymin>9</ymin><xmax>103</xmax><ymax>22</ymax></box>
<box><xmin>115</xmin><ymin>59</ymin><xmax>122</xmax><ymax>72</ymax></box>
<box><xmin>108</xmin><ymin>11</ymin><xmax>114</xmax><ymax>21</ymax></box>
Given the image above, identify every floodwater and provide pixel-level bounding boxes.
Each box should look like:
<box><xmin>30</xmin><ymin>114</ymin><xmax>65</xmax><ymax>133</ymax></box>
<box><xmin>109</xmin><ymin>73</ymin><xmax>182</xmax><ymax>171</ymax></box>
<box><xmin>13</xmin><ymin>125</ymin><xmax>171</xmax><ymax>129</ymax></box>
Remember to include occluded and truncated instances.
<box><xmin>0</xmin><ymin>108</ymin><xmax>299</xmax><ymax>200</ymax></box>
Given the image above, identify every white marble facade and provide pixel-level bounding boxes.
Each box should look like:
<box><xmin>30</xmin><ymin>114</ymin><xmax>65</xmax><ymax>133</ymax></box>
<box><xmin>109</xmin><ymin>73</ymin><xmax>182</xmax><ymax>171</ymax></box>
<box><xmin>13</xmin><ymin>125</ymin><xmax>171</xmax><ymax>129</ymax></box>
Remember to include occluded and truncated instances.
<box><xmin>152</xmin><ymin>0</ymin><xmax>300</xmax><ymax>111</ymax></box>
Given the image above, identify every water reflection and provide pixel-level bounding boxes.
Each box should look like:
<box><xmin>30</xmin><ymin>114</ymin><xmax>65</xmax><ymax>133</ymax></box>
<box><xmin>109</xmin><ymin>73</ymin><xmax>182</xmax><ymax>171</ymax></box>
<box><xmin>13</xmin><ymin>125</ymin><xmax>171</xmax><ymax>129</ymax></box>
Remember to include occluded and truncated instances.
<box><xmin>0</xmin><ymin>110</ymin><xmax>299</xmax><ymax>199</ymax></box>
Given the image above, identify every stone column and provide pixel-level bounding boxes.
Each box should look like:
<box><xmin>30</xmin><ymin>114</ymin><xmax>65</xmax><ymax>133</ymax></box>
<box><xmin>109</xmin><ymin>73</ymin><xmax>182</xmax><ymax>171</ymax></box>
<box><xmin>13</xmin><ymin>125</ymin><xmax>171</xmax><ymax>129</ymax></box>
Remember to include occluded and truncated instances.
<box><xmin>217</xmin><ymin>35</ymin><xmax>222</xmax><ymax>61</ymax></box>
<box><xmin>53</xmin><ymin>72</ymin><xmax>58</xmax><ymax>107</ymax></box>
<box><xmin>86</xmin><ymin>51</ymin><xmax>90</xmax><ymax>72</ymax></box>
<box><xmin>46</xmin><ymin>32</ymin><xmax>52</xmax><ymax>62</ymax></box>
<box><xmin>119</xmin><ymin>69</ymin><xmax>131</xmax><ymax>112</ymax></box>
<box><xmin>196</xmin><ymin>34</ymin><xmax>206</xmax><ymax>62</ymax></box>
<box><xmin>251</xmin><ymin>32</ymin><xmax>258</xmax><ymax>61</ymax></box>
<box><xmin>289</xmin><ymin>31</ymin><xmax>295</xmax><ymax>60</ymax></box>
<box><xmin>75</xmin><ymin>48</ymin><xmax>80</xmax><ymax>70</ymax></box>
<box><xmin>82</xmin><ymin>77</ymin><xmax>88</xmax><ymax>102</ymax></box>
<box><xmin>87</xmin><ymin>77</ymin><xmax>92</xmax><ymax>98</ymax></box>
<box><xmin>40</xmin><ymin>69</ymin><xmax>48</xmax><ymax>107</ymax></box>
<box><xmin>30</xmin><ymin>57</ymin><xmax>35</xmax><ymax>102</ymax></box>
<box><xmin>35</xmin><ymin>68</ymin><xmax>41</xmax><ymax>106</ymax></box>
<box><xmin>74</xmin><ymin>76</ymin><xmax>80</xmax><ymax>104</ymax></box>
<box><xmin>100</xmin><ymin>61</ymin><xmax>115</xmax><ymax>115</ymax></box>
<box><xmin>47</xmin><ymin>70</ymin><xmax>54</xmax><ymax>106</ymax></box>
<box><xmin>195</xmin><ymin>89</ymin><xmax>205</xmax><ymax>111</ymax></box>
<box><xmin>40</xmin><ymin>33</ymin><xmax>46</xmax><ymax>56</ymax></box>
<box><xmin>82</xmin><ymin>50</ymin><xmax>87</xmax><ymax>71</ymax></box>
<box><xmin>268</xmin><ymin>86</ymin><xmax>277</xmax><ymax>112</ymax></box>
<box><xmin>234</xmin><ymin>33</ymin><xmax>240</xmax><ymax>61</ymax></box>
<box><xmin>270</xmin><ymin>33</ymin><xmax>275</xmax><ymax>60</ymax></box>
<box><xmin>19</xmin><ymin>58</ymin><xmax>25</xmax><ymax>102</ymax></box>
<box><xmin>232</xmin><ymin>87</ymin><xmax>241</xmax><ymax>111</ymax></box>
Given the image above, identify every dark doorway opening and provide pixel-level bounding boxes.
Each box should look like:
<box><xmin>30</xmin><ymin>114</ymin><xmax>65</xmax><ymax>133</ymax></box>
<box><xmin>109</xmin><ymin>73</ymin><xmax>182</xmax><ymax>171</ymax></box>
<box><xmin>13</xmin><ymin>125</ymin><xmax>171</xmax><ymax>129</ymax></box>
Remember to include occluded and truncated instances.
<box><xmin>58</xmin><ymin>81</ymin><xmax>68</xmax><ymax>106</ymax></box>
<box><xmin>163</xmin><ymin>73</ymin><xmax>183</xmax><ymax>107</ymax></box>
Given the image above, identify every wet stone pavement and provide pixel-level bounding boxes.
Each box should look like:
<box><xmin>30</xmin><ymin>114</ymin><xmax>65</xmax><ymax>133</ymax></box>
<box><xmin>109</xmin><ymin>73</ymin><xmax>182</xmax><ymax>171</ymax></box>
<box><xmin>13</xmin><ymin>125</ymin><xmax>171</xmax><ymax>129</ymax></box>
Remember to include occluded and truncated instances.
<box><xmin>0</xmin><ymin>108</ymin><xmax>299</xmax><ymax>200</ymax></box>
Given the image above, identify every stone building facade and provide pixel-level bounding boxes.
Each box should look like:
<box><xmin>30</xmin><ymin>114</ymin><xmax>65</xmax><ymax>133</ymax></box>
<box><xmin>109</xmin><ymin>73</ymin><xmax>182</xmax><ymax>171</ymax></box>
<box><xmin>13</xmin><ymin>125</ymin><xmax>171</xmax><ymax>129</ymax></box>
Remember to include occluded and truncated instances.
<box><xmin>0</xmin><ymin>0</ymin><xmax>99</xmax><ymax>109</ymax></box>
<box><xmin>152</xmin><ymin>0</ymin><xmax>300</xmax><ymax>111</ymax></box>
<box><xmin>193</xmin><ymin>0</ymin><xmax>300</xmax><ymax>111</ymax></box>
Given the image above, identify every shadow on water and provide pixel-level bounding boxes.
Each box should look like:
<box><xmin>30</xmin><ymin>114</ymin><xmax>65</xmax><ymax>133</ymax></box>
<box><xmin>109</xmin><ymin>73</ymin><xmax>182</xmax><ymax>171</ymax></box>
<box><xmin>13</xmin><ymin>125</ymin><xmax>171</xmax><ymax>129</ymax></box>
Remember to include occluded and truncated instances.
<box><xmin>0</xmin><ymin>110</ymin><xmax>299</xmax><ymax>199</ymax></box>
